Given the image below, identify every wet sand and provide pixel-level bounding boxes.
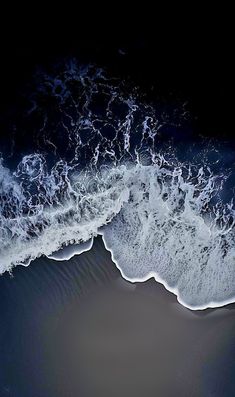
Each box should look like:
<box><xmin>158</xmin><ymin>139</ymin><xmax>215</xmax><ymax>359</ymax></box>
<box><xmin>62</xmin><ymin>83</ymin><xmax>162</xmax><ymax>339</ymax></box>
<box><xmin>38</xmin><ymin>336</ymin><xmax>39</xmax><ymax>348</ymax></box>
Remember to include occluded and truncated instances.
<box><xmin>0</xmin><ymin>236</ymin><xmax>235</xmax><ymax>396</ymax></box>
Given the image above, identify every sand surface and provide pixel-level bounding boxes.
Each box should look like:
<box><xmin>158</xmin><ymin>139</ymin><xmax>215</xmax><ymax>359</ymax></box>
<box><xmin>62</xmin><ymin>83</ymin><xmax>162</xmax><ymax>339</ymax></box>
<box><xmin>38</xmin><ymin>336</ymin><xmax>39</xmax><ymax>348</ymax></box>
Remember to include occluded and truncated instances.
<box><xmin>0</xmin><ymin>237</ymin><xmax>235</xmax><ymax>396</ymax></box>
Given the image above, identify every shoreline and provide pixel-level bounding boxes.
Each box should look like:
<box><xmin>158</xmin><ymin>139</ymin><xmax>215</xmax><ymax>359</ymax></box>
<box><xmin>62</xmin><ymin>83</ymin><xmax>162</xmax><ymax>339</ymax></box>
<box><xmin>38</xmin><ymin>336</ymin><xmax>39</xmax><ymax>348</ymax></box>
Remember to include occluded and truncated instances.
<box><xmin>14</xmin><ymin>234</ymin><xmax>235</xmax><ymax>312</ymax></box>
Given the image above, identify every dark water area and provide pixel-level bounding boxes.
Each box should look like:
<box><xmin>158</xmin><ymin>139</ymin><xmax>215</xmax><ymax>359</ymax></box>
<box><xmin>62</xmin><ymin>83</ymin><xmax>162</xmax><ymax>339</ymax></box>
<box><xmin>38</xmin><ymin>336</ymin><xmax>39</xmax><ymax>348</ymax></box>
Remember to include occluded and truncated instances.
<box><xmin>0</xmin><ymin>25</ymin><xmax>233</xmax><ymax>142</ymax></box>
<box><xmin>0</xmin><ymin>237</ymin><xmax>235</xmax><ymax>396</ymax></box>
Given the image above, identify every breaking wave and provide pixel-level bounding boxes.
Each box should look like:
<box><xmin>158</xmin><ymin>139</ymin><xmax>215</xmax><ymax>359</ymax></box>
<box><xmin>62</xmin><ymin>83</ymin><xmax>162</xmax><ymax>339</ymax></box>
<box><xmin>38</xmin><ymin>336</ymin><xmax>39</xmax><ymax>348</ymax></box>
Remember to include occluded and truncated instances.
<box><xmin>0</xmin><ymin>60</ymin><xmax>235</xmax><ymax>309</ymax></box>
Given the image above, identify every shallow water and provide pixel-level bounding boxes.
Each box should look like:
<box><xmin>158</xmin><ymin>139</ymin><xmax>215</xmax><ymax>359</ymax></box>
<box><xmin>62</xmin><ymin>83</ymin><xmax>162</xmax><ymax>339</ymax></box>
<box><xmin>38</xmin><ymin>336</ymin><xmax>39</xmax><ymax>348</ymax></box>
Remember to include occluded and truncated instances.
<box><xmin>0</xmin><ymin>237</ymin><xmax>235</xmax><ymax>396</ymax></box>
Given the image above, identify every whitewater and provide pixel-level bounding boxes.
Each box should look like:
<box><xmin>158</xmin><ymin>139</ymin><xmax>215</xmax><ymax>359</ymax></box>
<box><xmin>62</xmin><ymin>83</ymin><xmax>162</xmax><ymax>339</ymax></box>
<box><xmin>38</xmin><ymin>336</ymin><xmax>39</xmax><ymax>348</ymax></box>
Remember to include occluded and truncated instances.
<box><xmin>0</xmin><ymin>60</ymin><xmax>234</xmax><ymax>310</ymax></box>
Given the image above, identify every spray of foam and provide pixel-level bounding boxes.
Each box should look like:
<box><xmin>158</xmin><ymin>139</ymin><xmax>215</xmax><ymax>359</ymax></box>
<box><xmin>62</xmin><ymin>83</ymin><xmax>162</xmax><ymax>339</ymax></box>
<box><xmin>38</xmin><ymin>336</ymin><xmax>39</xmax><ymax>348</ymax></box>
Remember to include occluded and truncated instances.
<box><xmin>0</xmin><ymin>60</ymin><xmax>234</xmax><ymax>310</ymax></box>
<box><xmin>0</xmin><ymin>157</ymin><xmax>129</xmax><ymax>272</ymax></box>
<box><xmin>101</xmin><ymin>164</ymin><xmax>235</xmax><ymax>310</ymax></box>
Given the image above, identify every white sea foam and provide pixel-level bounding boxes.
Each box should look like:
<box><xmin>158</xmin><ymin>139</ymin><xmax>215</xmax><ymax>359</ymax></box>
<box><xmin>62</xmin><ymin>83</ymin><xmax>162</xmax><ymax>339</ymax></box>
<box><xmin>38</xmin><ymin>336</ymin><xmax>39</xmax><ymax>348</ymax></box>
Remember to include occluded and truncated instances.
<box><xmin>100</xmin><ymin>164</ymin><xmax>235</xmax><ymax>309</ymax></box>
<box><xmin>1</xmin><ymin>156</ymin><xmax>235</xmax><ymax>309</ymax></box>
<box><xmin>47</xmin><ymin>238</ymin><xmax>94</xmax><ymax>261</ymax></box>
<box><xmin>0</xmin><ymin>158</ymin><xmax>129</xmax><ymax>273</ymax></box>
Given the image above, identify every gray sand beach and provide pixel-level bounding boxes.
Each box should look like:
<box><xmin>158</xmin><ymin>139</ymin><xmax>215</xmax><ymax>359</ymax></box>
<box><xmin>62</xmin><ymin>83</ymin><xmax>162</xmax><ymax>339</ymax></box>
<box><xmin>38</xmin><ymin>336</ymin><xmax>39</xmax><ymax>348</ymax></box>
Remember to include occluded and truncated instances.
<box><xmin>0</xmin><ymin>237</ymin><xmax>235</xmax><ymax>396</ymax></box>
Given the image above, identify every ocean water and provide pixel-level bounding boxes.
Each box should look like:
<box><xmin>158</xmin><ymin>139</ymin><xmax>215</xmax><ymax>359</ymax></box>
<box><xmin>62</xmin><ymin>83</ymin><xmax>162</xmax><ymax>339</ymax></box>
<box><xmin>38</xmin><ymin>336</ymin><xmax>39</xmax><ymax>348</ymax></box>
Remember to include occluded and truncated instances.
<box><xmin>0</xmin><ymin>60</ymin><xmax>235</xmax><ymax>309</ymax></box>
